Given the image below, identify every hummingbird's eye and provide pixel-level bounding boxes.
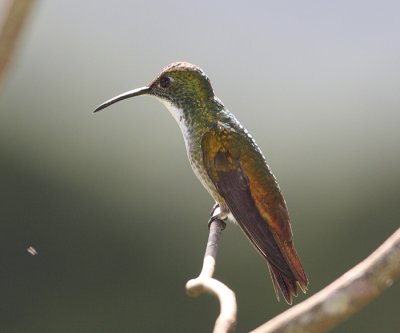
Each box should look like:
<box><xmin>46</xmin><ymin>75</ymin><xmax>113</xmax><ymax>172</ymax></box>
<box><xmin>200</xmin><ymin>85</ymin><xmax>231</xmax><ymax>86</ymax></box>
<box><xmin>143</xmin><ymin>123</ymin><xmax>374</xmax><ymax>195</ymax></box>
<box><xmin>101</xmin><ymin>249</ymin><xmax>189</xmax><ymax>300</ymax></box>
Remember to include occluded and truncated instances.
<box><xmin>159</xmin><ymin>76</ymin><xmax>171</xmax><ymax>88</ymax></box>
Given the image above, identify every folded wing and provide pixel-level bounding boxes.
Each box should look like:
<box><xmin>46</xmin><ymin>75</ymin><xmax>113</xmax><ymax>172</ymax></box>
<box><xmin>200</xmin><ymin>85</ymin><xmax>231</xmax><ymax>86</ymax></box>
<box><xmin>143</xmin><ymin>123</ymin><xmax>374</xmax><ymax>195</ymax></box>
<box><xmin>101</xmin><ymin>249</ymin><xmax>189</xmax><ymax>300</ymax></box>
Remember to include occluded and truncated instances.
<box><xmin>202</xmin><ymin>125</ymin><xmax>308</xmax><ymax>303</ymax></box>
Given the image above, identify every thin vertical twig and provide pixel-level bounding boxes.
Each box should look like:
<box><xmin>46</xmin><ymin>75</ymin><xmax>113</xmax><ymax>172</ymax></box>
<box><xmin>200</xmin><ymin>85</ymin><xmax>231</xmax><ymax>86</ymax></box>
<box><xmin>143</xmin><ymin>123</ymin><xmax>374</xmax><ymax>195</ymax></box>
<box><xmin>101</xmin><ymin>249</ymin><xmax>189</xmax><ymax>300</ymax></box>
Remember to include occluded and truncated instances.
<box><xmin>0</xmin><ymin>0</ymin><xmax>36</xmax><ymax>85</ymax></box>
<box><xmin>186</xmin><ymin>219</ymin><xmax>237</xmax><ymax>333</ymax></box>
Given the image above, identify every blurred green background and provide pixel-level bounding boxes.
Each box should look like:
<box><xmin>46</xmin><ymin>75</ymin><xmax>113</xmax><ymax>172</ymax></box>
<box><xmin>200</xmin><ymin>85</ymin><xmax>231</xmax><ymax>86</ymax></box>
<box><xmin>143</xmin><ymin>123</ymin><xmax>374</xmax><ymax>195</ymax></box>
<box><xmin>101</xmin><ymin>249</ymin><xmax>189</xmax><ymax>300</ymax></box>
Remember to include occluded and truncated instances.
<box><xmin>1</xmin><ymin>1</ymin><xmax>399</xmax><ymax>332</ymax></box>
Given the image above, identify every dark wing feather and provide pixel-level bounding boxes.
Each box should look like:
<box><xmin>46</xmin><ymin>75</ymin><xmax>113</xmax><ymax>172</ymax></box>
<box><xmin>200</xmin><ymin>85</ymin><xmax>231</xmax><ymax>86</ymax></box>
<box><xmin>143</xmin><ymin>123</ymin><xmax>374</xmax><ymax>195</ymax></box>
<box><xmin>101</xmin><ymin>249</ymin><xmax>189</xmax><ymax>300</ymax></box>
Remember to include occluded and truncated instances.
<box><xmin>212</xmin><ymin>151</ymin><xmax>294</xmax><ymax>276</ymax></box>
<box><xmin>202</xmin><ymin>126</ymin><xmax>308</xmax><ymax>303</ymax></box>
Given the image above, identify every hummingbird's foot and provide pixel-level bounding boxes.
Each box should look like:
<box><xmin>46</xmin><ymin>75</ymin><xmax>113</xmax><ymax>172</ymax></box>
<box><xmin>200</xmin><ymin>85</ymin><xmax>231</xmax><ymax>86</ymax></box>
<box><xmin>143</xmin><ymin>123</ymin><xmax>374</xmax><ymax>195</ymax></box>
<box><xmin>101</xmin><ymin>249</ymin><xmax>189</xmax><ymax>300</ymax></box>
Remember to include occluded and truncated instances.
<box><xmin>210</xmin><ymin>203</ymin><xmax>220</xmax><ymax>218</ymax></box>
<box><xmin>208</xmin><ymin>203</ymin><xmax>227</xmax><ymax>229</ymax></box>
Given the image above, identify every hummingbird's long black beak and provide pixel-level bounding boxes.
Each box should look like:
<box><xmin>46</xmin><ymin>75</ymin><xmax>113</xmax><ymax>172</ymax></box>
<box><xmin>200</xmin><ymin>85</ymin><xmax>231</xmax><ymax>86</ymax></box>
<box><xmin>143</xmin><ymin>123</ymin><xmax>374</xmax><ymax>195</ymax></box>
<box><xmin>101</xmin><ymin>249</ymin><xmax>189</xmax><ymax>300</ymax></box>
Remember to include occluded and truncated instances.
<box><xmin>94</xmin><ymin>86</ymin><xmax>150</xmax><ymax>113</ymax></box>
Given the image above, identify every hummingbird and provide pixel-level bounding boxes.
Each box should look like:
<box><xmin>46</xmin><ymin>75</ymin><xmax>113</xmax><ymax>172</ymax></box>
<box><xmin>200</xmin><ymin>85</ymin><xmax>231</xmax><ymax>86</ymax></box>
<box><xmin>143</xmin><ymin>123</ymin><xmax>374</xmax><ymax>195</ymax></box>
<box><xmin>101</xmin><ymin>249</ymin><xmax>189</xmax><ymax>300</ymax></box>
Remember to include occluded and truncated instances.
<box><xmin>94</xmin><ymin>62</ymin><xmax>308</xmax><ymax>304</ymax></box>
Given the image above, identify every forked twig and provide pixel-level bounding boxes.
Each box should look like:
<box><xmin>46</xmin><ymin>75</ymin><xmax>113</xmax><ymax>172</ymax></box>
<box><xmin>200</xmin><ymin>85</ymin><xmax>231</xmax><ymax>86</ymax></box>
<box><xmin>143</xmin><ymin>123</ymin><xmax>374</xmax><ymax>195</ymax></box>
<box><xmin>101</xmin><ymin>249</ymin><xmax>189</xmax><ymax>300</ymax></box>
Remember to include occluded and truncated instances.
<box><xmin>251</xmin><ymin>228</ymin><xmax>400</xmax><ymax>333</ymax></box>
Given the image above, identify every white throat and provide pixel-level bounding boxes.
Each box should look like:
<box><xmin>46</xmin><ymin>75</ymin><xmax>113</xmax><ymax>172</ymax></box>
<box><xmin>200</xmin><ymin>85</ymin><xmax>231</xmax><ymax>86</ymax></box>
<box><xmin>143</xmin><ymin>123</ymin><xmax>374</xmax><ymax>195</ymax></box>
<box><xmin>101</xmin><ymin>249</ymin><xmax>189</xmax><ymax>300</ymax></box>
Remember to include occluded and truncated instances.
<box><xmin>157</xmin><ymin>98</ymin><xmax>191</xmax><ymax>151</ymax></box>
<box><xmin>159</xmin><ymin>99</ymin><xmax>184</xmax><ymax>125</ymax></box>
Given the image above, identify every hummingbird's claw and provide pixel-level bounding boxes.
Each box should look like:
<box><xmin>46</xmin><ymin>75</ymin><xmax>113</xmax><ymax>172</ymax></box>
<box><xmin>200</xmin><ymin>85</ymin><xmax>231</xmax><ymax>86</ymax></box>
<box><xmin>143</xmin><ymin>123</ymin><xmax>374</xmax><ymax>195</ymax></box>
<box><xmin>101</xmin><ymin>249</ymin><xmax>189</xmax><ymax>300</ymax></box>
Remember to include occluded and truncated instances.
<box><xmin>207</xmin><ymin>216</ymin><xmax>226</xmax><ymax>230</ymax></box>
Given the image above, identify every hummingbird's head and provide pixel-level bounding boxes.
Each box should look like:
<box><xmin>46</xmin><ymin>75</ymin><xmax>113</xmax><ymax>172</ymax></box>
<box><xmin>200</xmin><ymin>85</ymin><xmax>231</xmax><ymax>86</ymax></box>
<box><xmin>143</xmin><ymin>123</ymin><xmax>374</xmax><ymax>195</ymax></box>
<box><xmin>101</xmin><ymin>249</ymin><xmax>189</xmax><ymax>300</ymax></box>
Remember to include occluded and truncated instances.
<box><xmin>149</xmin><ymin>62</ymin><xmax>215</xmax><ymax>108</ymax></box>
<box><xmin>94</xmin><ymin>62</ymin><xmax>216</xmax><ymax>113</ymax></box>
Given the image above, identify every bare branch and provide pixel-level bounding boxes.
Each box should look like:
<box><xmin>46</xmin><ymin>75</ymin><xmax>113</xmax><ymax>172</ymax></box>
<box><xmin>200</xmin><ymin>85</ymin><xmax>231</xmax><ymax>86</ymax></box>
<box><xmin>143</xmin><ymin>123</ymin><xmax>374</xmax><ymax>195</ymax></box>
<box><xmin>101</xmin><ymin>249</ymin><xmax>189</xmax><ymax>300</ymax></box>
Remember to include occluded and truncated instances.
<box><xmin>186</xmin><ymin>219</ymin><xmax>237</xmax><ymax>333</ymax></box>
<box><xmin>251</xmin><ymin>228</ymin><xmax>400</xmax><ymax>333</ymax></box>
<box><xmin>0</xmin><ymin>0</ymin><xmax>36</xmax><ymax>85</ymax></box>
